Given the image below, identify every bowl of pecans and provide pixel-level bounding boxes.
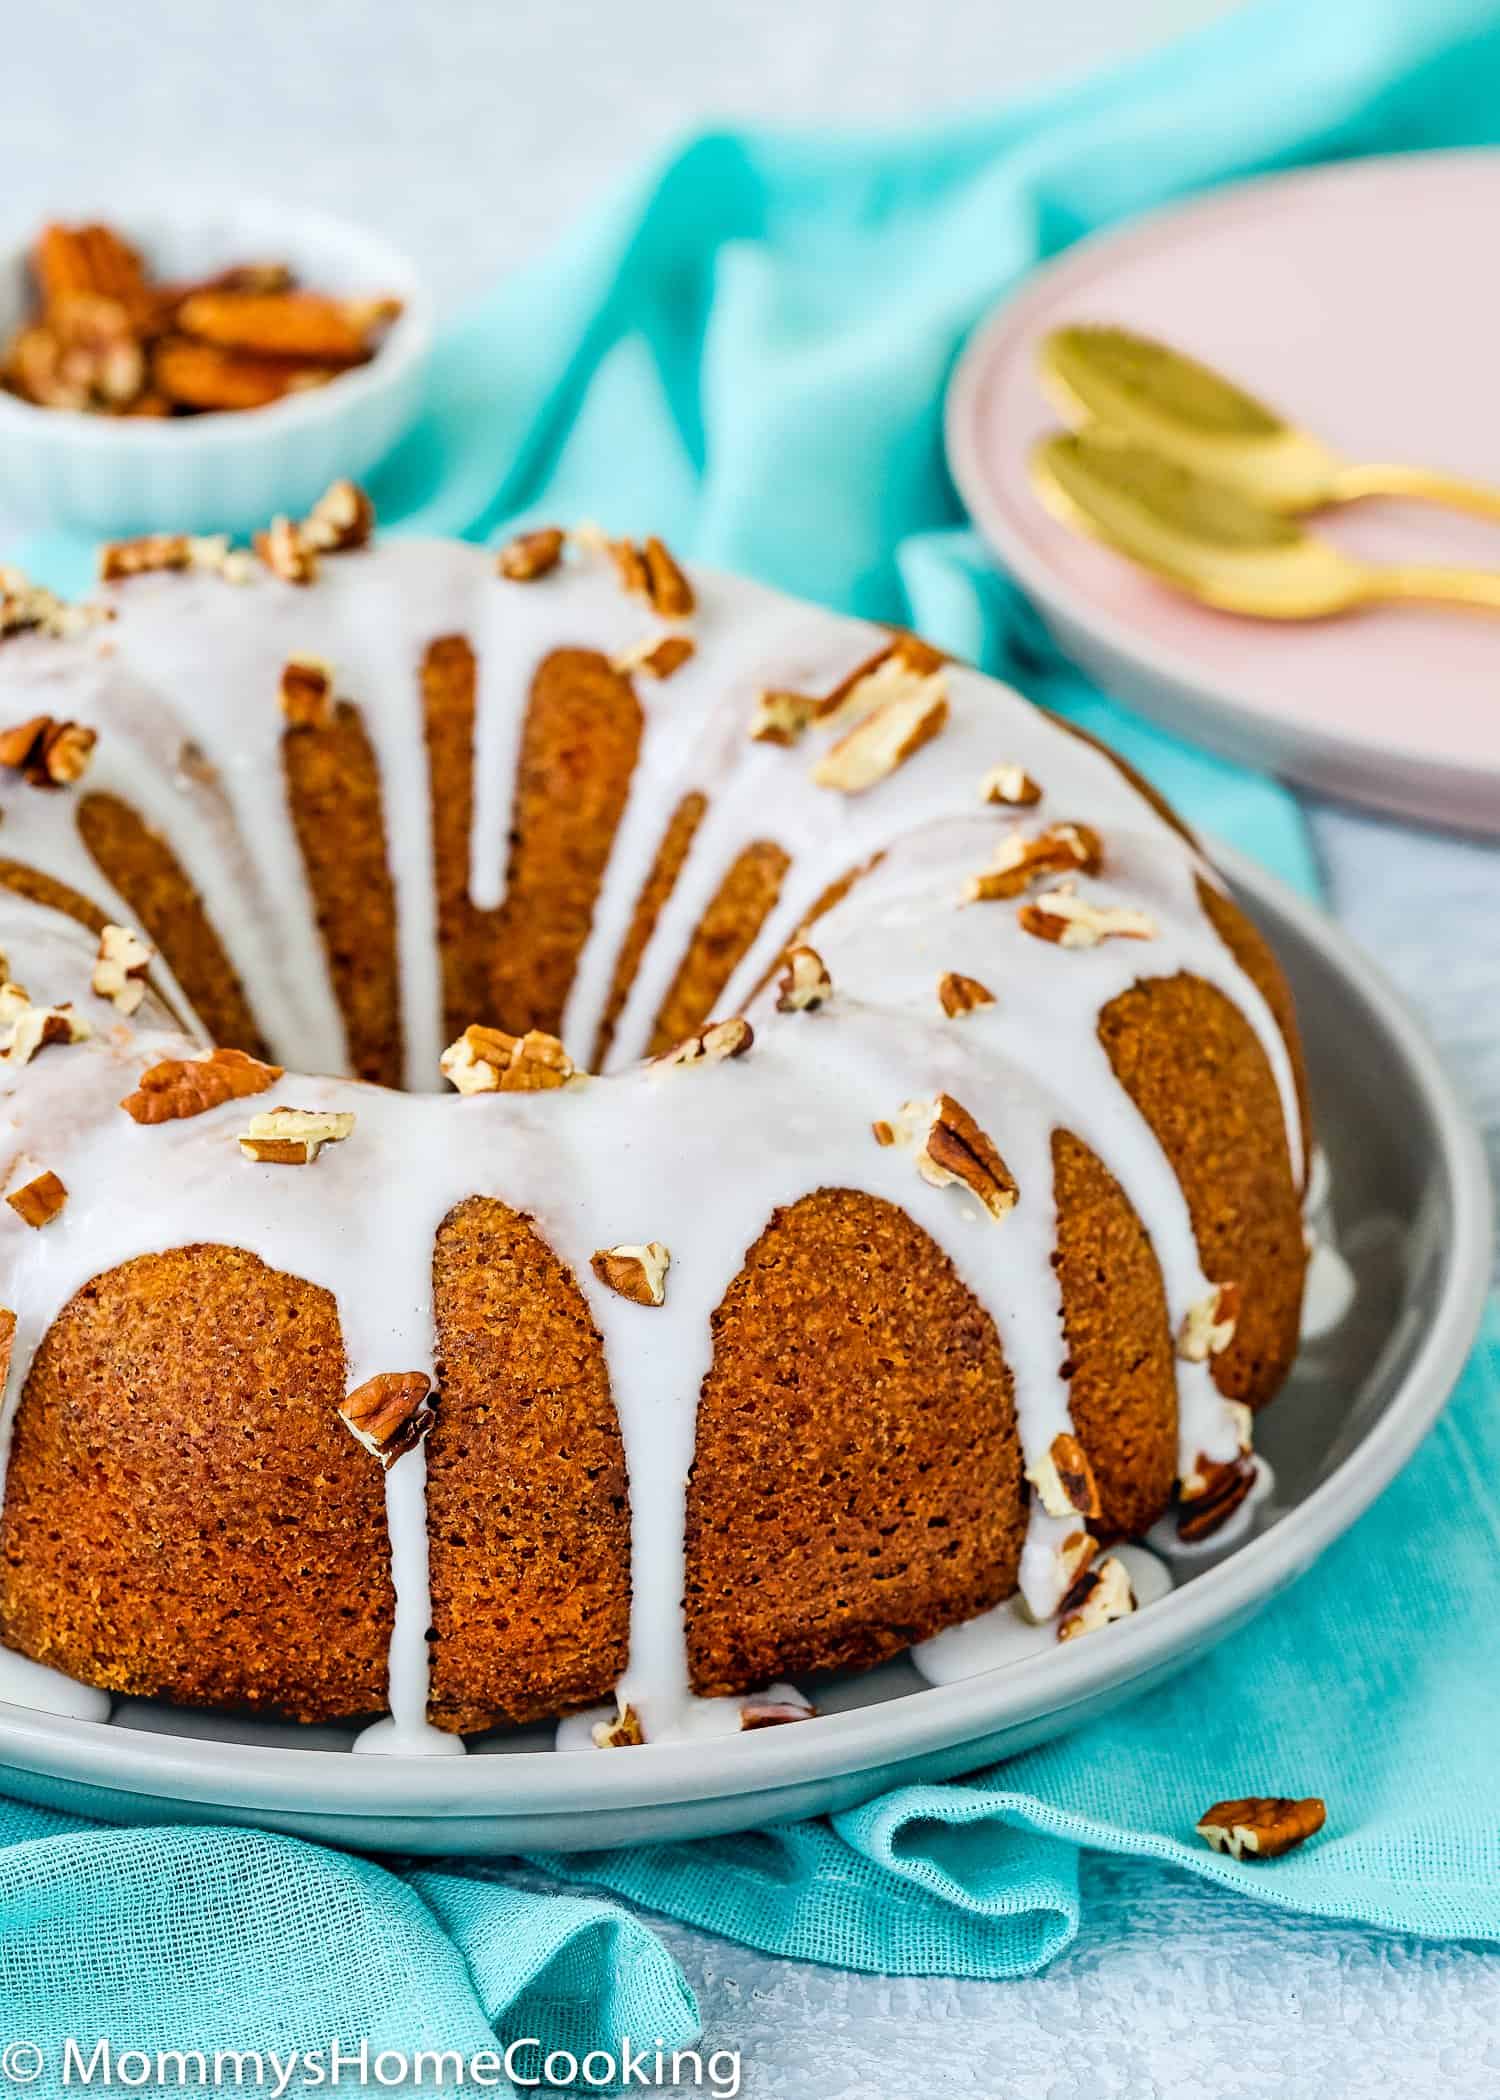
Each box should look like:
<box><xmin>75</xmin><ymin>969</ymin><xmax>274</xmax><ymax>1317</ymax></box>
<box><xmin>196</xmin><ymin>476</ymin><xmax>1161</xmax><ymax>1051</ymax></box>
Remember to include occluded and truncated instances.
<box><xmin>0</xmin><ymin>199</ymin><xmax>431</xmax><ymax>536</ymax></box>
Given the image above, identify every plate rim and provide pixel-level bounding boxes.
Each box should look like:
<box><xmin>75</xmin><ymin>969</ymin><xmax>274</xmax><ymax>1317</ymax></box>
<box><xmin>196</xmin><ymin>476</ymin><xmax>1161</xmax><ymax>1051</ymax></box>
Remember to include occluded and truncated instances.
<box><xmin>0</xmin><ymin>848</ymin><xmax>1488</xmax><ymax>1826</ymax></box>
<box><xmin>944</xmin><ymin>146</ymin><xmax>1500</xmax><ymax>828</ymax></box>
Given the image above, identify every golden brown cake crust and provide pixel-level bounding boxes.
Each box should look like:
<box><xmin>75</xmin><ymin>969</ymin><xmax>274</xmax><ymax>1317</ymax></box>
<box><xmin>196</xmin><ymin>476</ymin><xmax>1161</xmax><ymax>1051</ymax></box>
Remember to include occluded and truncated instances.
<box><xmin>684</xmin><ymin>1187</ymin><xmax>1027</xmax><ymax>1694</ymax></box>
<box><xmin>75</xmin><ymin>791</ymin><xmax>270</xmax><ymax>1059</ymax></box>
<box><xmin>488</xmin><ymin>649</ymin><xmax>643</xmax><ymax>1041</ymax></box>
<box><xmin>593</xmin><ymin>791</ymin><xmax>707</xmax><ymax>1069</ymax></box>
<box><xmin>648</xmin><ymin>838</ymin><xmax>791</xmax><ymax>1056</ymax></box>
<box><xmin>282</xmin><ymin>701</ymin><xmax>404</xmax><ymax>1088</ymax></box>
<box><xmin>421</xmin><ymin>633</ymin><xmax>490</xmax><ymax>1052</ymax></box>
<box><xmin>426</xmin><ymin>1197</ymin><xmax>631</xmax><ymax>1734</ymax></box>
<box><xmin>0</xmin><ymin>1245</ymin><xmax>393</xmax><ymax>1721</ymax></box>
<box><xmin>1099</xmin><ymin>974</ymin><xmax>1306</xmax><ymax>1410</ymax></box>
<box><xmin>1052</xmin><ymin>1127</ymin><xmax>1178</xmax><ymax>1541</ymax></box>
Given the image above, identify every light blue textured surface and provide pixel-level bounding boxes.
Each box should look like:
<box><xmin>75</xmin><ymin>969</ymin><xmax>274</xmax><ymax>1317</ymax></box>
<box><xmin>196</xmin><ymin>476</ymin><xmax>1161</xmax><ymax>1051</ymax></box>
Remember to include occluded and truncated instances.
<box><xmin>4</xmin><ymin>0</ymin><xmax>1500</xmax><ymax>2085</ymax></box>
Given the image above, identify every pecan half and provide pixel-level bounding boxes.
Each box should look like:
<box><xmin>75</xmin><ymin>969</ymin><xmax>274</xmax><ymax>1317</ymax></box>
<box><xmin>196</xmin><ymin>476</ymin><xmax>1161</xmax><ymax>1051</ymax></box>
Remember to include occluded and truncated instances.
<box><xmin>6</xmin><ymin>1169</ymin><xmax>67</xmax><ymax>1229</ymax></box>
<box><xmin>120</xmin><ymin>1045</ymin><xmax>283</xmax><ymax>1125</ymax></box>
<box><xmin>1056</xmin><ymin>1554</ymin><xmax>1135</xmax><ymax>1641</ymax></box>
<box><xmin>279</xmin><ymin>655</ymin><xmax>336</xmax><ymax>729</ymax></box>
<box><xmin>0</xmin><ymin>716</ymin><xmax>97</xmax><ymax>788</ymax></box>
<box><xmin>980</xmin><ymin>764</ymin><xmax>1042</xmax><ymax>807</ymax></box>
<box><xmin>591</xmin><ymin>1242</ymin><xmax>670</xmax><ymax>1307</ymax></box>
<box><xmin>440</xmin><ymin>1024</ymin><xmax>576</xmax><ymax>1094</ymax></box>
<box><xmin>776</xmin><ymin>945</ymin><xmax>832</xmax><ymax>1012</ymax></box>
<box><xmin>1027</xmin><ymin>1431</ymin><xmax>1101</xmax><ymax>1521</ymax></box>
<box><xmin>937</xmin><ymin>971</ymin><xmax>995</xmax><ymax>1018</ymax></box>
<box><xmin>237</xmin><ymin>1106</ymin><xmax>355</xmax><ymax>1164</ymax></box>
<box><xmin>883</xmin><ymin>1093</ymin><xmax>1017</xmax><ymax>1219</ymax></box>
<box><xmin>654</xmin><ymin>1016</ymin><xmax>754</xmax><ymax>1067</ymax></box>
<box><xmin>963</xmin><ymin>822</ymin><xmax>1103</xmax><ymax>904</ymax></box>
<box><xmin>1017</xmin><ymin>882</ymin><xmax>1157</xmax><ymax>949</ymax></box>
<box><xmin>1196</xmin><ymin>1795</ymin><xmax>1325</xmax><ymax>1861</ymax></box>
<box><xmin>339</xmin><ymin>1371</ymin><xmax>435</xmax><ymax>1468</ymax></box>
<box><xmin>497</xmin><ymin>526</ymin><xmax>566</xmax><ymax>582</ymax></box>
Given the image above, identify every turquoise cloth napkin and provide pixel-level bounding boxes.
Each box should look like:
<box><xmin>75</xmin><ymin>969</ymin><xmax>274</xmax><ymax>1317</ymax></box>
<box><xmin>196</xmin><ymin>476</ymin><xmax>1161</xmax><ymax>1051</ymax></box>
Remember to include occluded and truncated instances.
<box><xmin>5</xmin><ymin>0</ymin><xmax>1500</xmax><ymax>2071</ymax></box>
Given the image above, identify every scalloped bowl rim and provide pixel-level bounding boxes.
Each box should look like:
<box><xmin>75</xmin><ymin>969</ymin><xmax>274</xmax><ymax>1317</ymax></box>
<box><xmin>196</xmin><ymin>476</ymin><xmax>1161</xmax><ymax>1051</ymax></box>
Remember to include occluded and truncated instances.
<box><xmin>0</xmin><ymin>196</ymin><xmax>433</xmax><ymax>449</ymax></box>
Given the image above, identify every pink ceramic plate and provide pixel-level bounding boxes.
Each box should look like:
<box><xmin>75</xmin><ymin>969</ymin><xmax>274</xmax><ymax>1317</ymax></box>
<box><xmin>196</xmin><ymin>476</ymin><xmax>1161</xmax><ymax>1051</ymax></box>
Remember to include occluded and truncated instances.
<box><xmin>947</xmin><ymin>150</ymin><xmax>1500</xmax><ymax>833</ymax></box>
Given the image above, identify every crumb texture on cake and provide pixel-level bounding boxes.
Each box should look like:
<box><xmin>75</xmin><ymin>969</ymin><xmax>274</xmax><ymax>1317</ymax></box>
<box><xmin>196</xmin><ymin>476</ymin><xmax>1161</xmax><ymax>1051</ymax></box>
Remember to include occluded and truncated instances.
<box><xmin>0</xmin><ymin>515</ymin><xmax>1310</xmax><ymax>1745</ymax></box>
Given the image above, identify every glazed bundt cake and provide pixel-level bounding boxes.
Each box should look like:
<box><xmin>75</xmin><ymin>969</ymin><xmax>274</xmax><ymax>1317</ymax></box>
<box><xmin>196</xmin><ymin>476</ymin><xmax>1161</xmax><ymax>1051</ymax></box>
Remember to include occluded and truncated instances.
<box><xmin>0</xmin><ymin>491</ymin><xmax>1309</xmax><ymax>1750</ymax></box>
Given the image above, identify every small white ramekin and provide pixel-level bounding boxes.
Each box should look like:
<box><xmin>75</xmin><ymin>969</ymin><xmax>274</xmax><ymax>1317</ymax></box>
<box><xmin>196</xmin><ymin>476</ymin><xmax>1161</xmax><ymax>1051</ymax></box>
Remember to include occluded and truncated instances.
<box><xmin>0</xmin><ymin>198</ymin><xmax>432</xmax><ymax>538</ymax></box>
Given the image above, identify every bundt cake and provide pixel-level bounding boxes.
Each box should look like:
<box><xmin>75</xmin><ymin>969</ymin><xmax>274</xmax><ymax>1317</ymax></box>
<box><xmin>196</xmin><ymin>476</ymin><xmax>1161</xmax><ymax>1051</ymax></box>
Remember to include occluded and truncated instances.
<box><xmin>0</xmin><ymin>491</ymin><xmax>1309</xmax><ymax>1751</ymax></box>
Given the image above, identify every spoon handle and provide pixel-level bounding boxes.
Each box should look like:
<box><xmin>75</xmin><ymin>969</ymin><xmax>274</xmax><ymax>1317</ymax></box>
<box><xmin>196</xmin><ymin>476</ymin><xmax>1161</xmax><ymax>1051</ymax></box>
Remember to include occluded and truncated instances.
<box><xmin>1330</xmin><ymin>460</ymin><xmax>1500</xmax><ymax>523</ymax></box>
<box><xmin>1372</xmin><ymin>563</ymin><xmax>1500</xmax><ymax>612</ymax></box>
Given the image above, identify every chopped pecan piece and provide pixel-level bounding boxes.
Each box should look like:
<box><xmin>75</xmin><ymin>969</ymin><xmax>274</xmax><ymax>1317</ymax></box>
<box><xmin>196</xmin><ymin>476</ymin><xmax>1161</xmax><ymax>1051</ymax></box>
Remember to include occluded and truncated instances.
<box><xmin>591</xmin><ymin>1242</ymin><xmax>670</xmax><ymax>1307</ymax></box>
<box><xmin>1196</xmin><ymin>1795</ymin><xmax>1325</xmax><ymax>1861</ymax></box>
<box><xmin>1027</xmin><ymin>1431</ymin><xmax>1101</xmax><ymax>1521</ymax></box>
<box><xmin>497</xmin><ymin>526</ymin><xmax>566</xmax><ymax>582</ymax></box>
<box><xmin>883</xmin><ymin>1093</ymin><xmax>1017</xmax><ymax>1219</ymax></box>
<box><xmin>6</xmin><ymin>1169</ymin><xmax>67</xmax><ymax>1229</ymax></box>
<box><xmin>0</xmin><ymin>1306</ymin><xmax>14</xmax><ymax>1389</ymax></box>
<box><xmin>255</xmin><ymin>515</ymin><xmax>318</xmax><ymax>585</ymax></box>
<box><xmin>92</xmin><ymin>924</ymin><xmax>154</xmax><ymax>1015</ymax></box>
<box><xmin>1056</xmin><ymin>1554</ymin><xmax>1135</xmax><ymax>1641</ymax></box>
<box><xmin>980</xmin><ymin>764</ymin><xmax>1043</xmax><ymax>807</ymax></box>
<box><xmin>237</xmin><ymin>1106</ymin><xmax>355</xmax><ymax>1164</ymax></box>
<box><xmin>1017</xmin><ymin>882</ymin><xmax>1157</xmax><ymax>949</ymax></box>
<box><xmin>749</xmin><ymin>689</ymin><xmax>819</xmax><ymax>746</ymax></box>
<box><xmin>937</xmin><ymin>971</ymin><xmax>995</xmax><ymax>1018</ymax></box>
<box><xmin>776</xmin><ymin>945</ymin><xmax>832</xmax><ymax>1012</ymax></box>
<box><xmin>99</xmin><ymin>534</ymin><xmax>233</xmax><ymax>583</ymax></box>
<box><xmin>811</xmin><ymin>675</ymin><xmax>949</xmax><ymax>795</ymax></box>
<box><xmin>0</xmin><ymin>990</ymin><xmax>91</xmax><ymax>1065</ymax></box>
<box><xmin>1177</xmin><ymin>1282</ymin><xmax>1242</xmax><ymax>1363</ymax></box>
<box><xmin>611</xmin><ymin>632</ymin><xmax>695</xmax><ymax>681</ymax></box>
<box><xmin>1012</xmin><ymin>1537</ymin><xmax>1092</xmax><ymax>1629</ymax></box>
<box><xmin>339</xmin><ymin>1371</ymin><xmax>435</xmax><ymax>1468</ymax></box>
<box><xmin>591</xmin><ymin>1704</ymin><xmax>645</xmax><ymax>1749</ymax></box>
<box><xmin>818</xmin><ymin>634</ymin><xmax>948</xmax><ymax>727</ymax></box>
<box><xmin>440</xmin><ymin>1024</ymin><xmax>576</xmax><ymax>1094</ymax></box>
<box><xmin>963</xmin><ymin>822</ymin><xmax>1103</xmax><ymax>903</ymax></box>
<box><xmin>655</xmin><ymin>1016</ymin><xmax>754</xmax><ymax>1067</ymax></box>
<box><xmin>279</xmin><ymin>655</ymin><xmax>336</xmax><ymax>729</ymax></box>
<box><xmin>304</xmin><ymin>479</ymin><xmax>376</xmax><ymax>554</ymax></box>
<box><xmin>120</xmin><ymin>1045</ymin><xmax>283</xmax><ymax>1124</ymax></box>
<box><xmin>0</xmin><ymin>715</ymin><xmax>97</xmax><ymax>788</ymax></box>
<box><xmin>741</xmin><ymin>1687</ymin><xmax>816</xmax><ymax>1730</ymax></box>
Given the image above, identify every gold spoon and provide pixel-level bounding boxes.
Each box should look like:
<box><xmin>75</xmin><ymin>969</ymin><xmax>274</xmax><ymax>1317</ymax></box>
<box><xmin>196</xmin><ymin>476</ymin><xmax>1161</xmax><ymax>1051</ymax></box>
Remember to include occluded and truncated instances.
<box><xmin>1039</xmin><ymin>323</ymin><xmax>1500</xmax><ymax>523</ymax></box>
<box><xmin>1030</xmin><ymin>428</ymin><xmax>1500</xmax><ymax>619</ymax></box>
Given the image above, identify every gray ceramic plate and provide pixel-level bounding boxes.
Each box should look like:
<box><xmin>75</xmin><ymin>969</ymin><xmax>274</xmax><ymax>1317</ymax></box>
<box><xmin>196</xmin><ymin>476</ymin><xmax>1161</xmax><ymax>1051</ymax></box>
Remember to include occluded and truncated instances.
<box><xmin>0</xmin><ymin>850</ymin><xmax>1488</xmax><ymax>1853</ymax></box>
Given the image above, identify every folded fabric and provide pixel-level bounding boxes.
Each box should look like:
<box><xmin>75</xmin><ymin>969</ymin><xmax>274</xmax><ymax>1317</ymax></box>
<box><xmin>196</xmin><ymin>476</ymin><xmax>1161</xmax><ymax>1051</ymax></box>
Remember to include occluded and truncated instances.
<box><xmin>531</xmin><ymin>1307</ymin><xmax>1500</xmax><ymax>1975</ymax></box>
<box><xmin>2</xmin><ymin>0</ymin><xmax>1498</xmax><ymax>2066</ymax></box>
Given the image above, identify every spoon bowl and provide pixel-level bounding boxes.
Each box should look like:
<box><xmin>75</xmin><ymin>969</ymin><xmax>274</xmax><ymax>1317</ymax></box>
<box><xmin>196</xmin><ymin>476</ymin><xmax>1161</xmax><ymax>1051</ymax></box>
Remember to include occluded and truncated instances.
<box><xmin>1030</xmin><ymin>429</ymin><xmax>1500</xmax><ymax>620</ymax></box>
<box><xmin>1039</xmin><ymin>324</ymin><xmax>1500</xmax><ymax>524</ymax></box>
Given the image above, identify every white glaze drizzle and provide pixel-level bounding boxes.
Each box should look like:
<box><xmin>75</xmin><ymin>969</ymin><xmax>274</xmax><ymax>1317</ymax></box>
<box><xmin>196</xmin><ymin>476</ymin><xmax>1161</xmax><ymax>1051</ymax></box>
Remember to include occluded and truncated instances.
<box><xmin>0</xmin><ymin>540</ymin><xmax>1307</xmax><ymax>1745</ymax></box>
